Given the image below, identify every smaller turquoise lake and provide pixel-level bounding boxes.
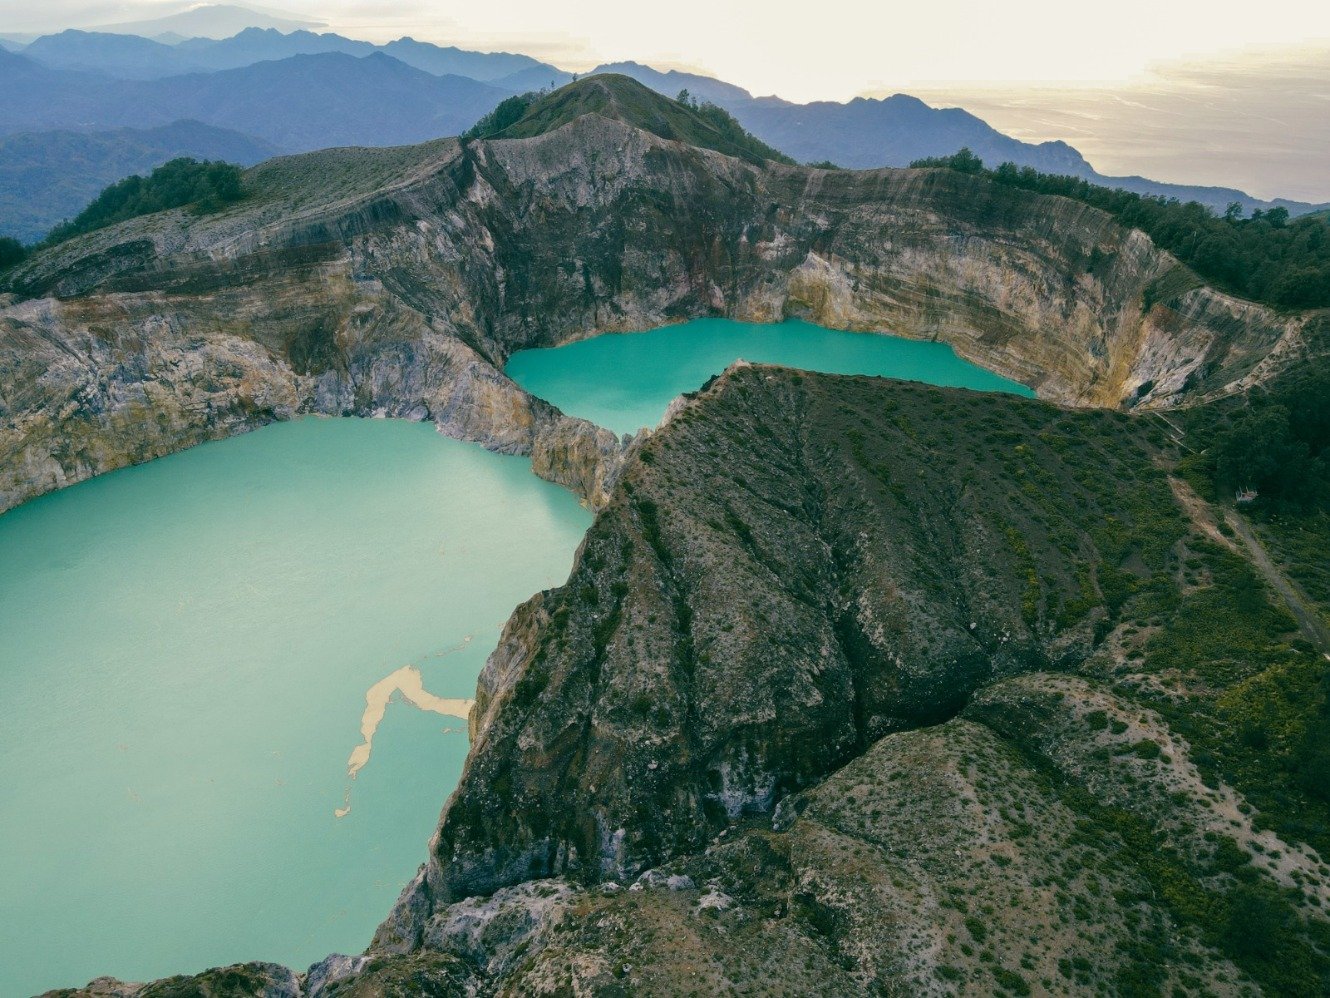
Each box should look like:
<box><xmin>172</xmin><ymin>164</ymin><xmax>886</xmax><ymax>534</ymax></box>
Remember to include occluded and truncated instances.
<box><xmin>506</xmin><ymin>318</ymin><xmax>1035</xmax><ymax>435</ymax></box>
<box><xmin>0</xmin><ymin>418</ymin><xmax>591</xmax><ymax>996</ymax></box>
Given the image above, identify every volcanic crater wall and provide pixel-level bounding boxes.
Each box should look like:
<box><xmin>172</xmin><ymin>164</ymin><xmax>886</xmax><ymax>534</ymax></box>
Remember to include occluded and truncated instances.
<box><xmin>0</xmin><ymin>113</ymin><xmax>1305</xmax><ymax>515</ymax></box>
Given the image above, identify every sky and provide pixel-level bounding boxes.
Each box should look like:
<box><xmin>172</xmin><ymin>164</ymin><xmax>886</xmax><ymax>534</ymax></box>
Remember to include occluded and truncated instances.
<box><xmin>5</xmin><ymin>0</ymin><xmax>1329</xmax><ymax>100</ymax></box>
<box><xmin>3</xmin><ymin>0</ymin><xmax>1329</xmax><ymax>200</ymax></box>
<box><xmin>914</xmin><ymin>43</ymin><xmax>1330</xmax><ymax>202</ymax></box>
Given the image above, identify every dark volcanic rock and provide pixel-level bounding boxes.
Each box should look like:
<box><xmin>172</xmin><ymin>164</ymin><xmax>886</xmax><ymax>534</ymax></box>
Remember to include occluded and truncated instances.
<box><xmin>383</xmin><ymin>367</ymin><xmax>1185</xmax><ymax>931</ymax></box>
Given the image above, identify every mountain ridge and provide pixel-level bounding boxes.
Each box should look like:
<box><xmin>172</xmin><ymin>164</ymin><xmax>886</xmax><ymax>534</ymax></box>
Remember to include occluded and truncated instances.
<box><xmin>477</xmin><ymin>75</ymin><xmax>794</xmax><ymax>165</ymax></box>
<box><xmin>3</xmin><ymin>29</ymin><xmax>1324</xmax><ymax>218</ymax></box>
<box><xmin>0</xmin><ymin>48</ymin><xmax>507</xmax><ymax>154</ymax></box>
<box><xmin>0</xmin><ymin>120</ymin><xmax>279</xmax><ymax>242</ymax></box>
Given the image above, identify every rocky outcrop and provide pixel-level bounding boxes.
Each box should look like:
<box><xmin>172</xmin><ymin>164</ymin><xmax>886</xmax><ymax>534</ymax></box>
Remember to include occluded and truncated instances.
<box><xmin>380</xmin><ymin>366</ymin><xmax>1186</xmax><ymax>935</ymax></box>
<box><xmin>0</xmin><ymin>279</ymin><xmax>623</xmax><ymax>513</ymax></box>
<box><xmin>43</xmin><ymin>362</ymin><xmax>1330</xmax><ymax>996</ymax></box>
<box><xmin>1</xmin><ymin>76</ymin><xmax>1309</xmax><ymax>515</ymax></box>
<box><xmin>358</xmin><ymin>366</ymin><xmax>1326</xmax><ymax>996</ymax></box>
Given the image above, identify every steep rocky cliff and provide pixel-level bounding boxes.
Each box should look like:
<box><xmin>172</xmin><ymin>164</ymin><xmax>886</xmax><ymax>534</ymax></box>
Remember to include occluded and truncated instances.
<box><xmin>369</xmin><ymin>367</ymin><xmax>1329</xmax><ymax>995</ymax></box>
<box><xmin>1</xmin><ymin>75</ymin><xmax>1314</xmax><ymax>515</ymax></box>
<box><xmin>54</xmin><ymin>367</ymin><xmax>1330</xmax><ymax>996</ymax></box>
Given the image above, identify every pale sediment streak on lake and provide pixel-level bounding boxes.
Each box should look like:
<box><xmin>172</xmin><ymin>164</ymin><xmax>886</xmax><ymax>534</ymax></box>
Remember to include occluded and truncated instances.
<box><xmin>336</xmin><ymin>638</ymin><xmax>475</xmax><ymax>818</ymax></box>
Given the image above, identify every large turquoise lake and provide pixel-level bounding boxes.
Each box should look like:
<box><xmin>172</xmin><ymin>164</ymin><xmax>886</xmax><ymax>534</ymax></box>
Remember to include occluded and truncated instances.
<box><xmin>2</xmin><ymin>318</ymin><xmax>1033</xmax><ymax>994</ymax></box>
<box><xmin>506</xmin><ymin>318</ymin><xmax>1034</xmax><ymax>435</ymax></box>
<box><xmin>0</xmin><ymin>418</ymin><xmax>591</xmax><ymax>996</ymax></box>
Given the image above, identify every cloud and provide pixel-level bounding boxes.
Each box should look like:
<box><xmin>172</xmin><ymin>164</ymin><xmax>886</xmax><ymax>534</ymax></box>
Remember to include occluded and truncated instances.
<box><xmin>911</xmin><ymin>42</ymin><xmax>1330</xmax><ymax>202</ymax></box>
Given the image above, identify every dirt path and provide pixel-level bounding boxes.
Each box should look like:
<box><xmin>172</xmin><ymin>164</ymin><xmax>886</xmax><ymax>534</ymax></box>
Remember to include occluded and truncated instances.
<box><xmin>1167</xmin><ymin>477</ymin><xmax>1238</xmax><ymax>552</ymax></box>
<box><xmin>1168</xmin><ymin>476</ymin><xmax>1330</xmax><ymax>659</ymax></box>
<box><xmin>1225</xmin><ymin>510</ymin><xmax>1330</xmax><ymax>660</ymax></box>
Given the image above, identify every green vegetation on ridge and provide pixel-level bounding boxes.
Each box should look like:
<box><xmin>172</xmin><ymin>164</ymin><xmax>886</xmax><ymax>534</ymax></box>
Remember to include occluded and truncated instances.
<box><xmin>464</xmin><ymin>74</ymin><xmax>795</xmax><ymax>166</ymax></box>
<box><xmin>0</xmin><ymin>236</ymin><xmax>23</xmax><ymax>272</ymax></box>
<box><xmin>45</xmin><ymin>157</ymin><xmax>244</xmax><ymax>245</ymax></box>
<box><xmin>913</xmin><ymin>148</ymin><xmax>1330</xmax><ymax>311</ymax></box>
<box><xmin>1173</xmin><ymin>355</ymin><xmax>1330</xmax><ymax>512</ymax></box>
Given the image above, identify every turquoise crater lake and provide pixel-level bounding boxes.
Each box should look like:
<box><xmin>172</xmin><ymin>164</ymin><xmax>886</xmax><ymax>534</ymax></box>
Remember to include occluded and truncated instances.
<box><xmin>3</xmin><ymin>318</ymin><xmax>1032</xmax><ymax>995</ymax></box>
<box><xmin>506</xmin><ymin>318</ymin><xmax>1035</xmax><ymax>436</ymax></box>
<box><xmin>0</xmin><ymin>418</ymin><xmax>591</xmax><ymax>997</ymax></box>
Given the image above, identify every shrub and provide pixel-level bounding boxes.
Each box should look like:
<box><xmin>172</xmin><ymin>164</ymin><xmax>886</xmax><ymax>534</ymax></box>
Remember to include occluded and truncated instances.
<box><xmin>47</xmin><ymin>158</ymin><xmax>244</xmax><ymax>244</ymax></box>
<box><xmin>464</xmin><ymin>92</ymin><xmax>540</xmax><ymax>139</ymax></box>
<box><xmin>0</xmin><ymin>236</ymin><xmax>24</xmax><ymax>271</ymax></box>
<box><xmin>910</xmin><ymin>149</ymin><xmax>1330</xmax><ymax>311</ymax></box>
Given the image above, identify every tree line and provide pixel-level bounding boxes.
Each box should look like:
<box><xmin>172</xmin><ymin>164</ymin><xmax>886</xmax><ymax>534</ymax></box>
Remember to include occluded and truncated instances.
<box><xmin>45</xmin><ymin>157</ymin><xmax>243</xmax><ymax>246</ymax></box>
<box><xmin>912</xmin><ymin>149</ymin><xmax>1330</xmax><ymax>311</ymax></box>
<box><xmin>0</xmin><ymin>156</ymin><xmax>244</xmax><ymax>272</ymax></box>
<box><xmin>1211</xmin><ymin>360</ymin><xmax>1329</xmax><ymax>511</ymax></box>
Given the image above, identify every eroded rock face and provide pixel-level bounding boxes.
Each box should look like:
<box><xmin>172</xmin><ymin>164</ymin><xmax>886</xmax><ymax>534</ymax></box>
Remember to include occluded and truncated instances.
<box><xmin>381</xmin><ymin>367</ymin><xmax>1191</xmax><ymax>936</ymax></box>
<box><xmin>42</xmin><ymin>367</ymin><xmax>1330</xmax><ymax>996</ymax></box>
<box><xmin>1</xmin><ymin>109</ymin><xmax>1307</xmax><ymax>515</ymax></box>
<box><xmin>0</xmin><ymin>274</ymin><xmax>621</xmax><ymax>513</ymax></box>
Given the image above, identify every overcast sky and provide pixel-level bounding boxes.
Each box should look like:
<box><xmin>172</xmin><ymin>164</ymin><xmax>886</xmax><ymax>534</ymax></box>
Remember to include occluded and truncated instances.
<box><xmin>914</xmin><ymin>43</ymin><xmax>1330</xmax><ymax>202</ymax></box>
<box><xmin>4</xmin><ymin>0</ymin><xmax>1329</xmax><ymax>200</ymax></box>
<box><xmin>5</xmin><ymin>0</ymin><xmax>1328</xmax><ymax>98</ymax></box>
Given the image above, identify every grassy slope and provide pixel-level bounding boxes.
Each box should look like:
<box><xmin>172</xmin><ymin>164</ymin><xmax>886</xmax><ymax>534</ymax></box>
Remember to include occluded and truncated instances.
<box><xmin>416</xmin><ymin>366</ymin><xmax>1328</xmax><ymax>995</ymax></box>
<box><xmin>490</xmin><ymin>74</ymin><xmax>795</xmax><ymax>165</ymax></box>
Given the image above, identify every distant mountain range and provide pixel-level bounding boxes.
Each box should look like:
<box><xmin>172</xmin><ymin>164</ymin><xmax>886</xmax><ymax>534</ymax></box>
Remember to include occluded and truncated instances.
<box><xmin>0</xmin><ymin>47</ymin><xmax>505</xmax><ymax>152</ymax></box>
<box><xmin>89</xmin><ymin>3</ymin><xmax>322</xmax><ymax>41</ymax></box>
<box><xmin>0</xmin><ymin>120</ymin><xmax>278</xmax><ymax>243</ymax></box>
<box><xmin>20</xmin><ymin>27</ymin><xmax>558</xmax><ymax>82</ymax></box>
<box><xmin>1</xmin><ymin>26</ymin><xmax>1324</xmax><ymax>243</ymax></box>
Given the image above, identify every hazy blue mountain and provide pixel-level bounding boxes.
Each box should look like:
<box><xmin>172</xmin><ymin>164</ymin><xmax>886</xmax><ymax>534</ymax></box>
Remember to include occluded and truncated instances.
<box><xmin>588</xmin><ymin>61</ymin><xmax>754</xmax><ymax>105</ymax></box>
<box><xmin>120</xmin><ymin>53</ymin><xmax>509</xmax><ymax>151</ymax></box>
<box><xmin>21</xmin><ymin>29</ymin><xmax>202</xmax><ymax>78</ymax></box>
<box><xmin>0</xmin><ymin>120</ymin><xmax>278</xmax><ymax>243</ymax></box>
<box><xmin>380</xmin><ymin>37</ymin><xmax>553</xmax><ymax>82</ymax></box>
<box><xmin>0</xmin><ymin>48</ymin><xmax>108</xmax><ymax>125</ymax></box>
<box><xmin>19</xmin><ymin>26</ymin><xmax>568</xmax><ymax>85</ymax></box>
<box><xmin>729</xmin><ymin>92</ymin><xmax>1090</xmax><ymax>173</ymax></box>
<box><xmin>723</xmin><ymin>93</ymin><xmax>1328</xmax><ymax>215</ymax></box>
<box><xmin>0</xmin><ymin>49</ymin><xmax>508</xmax><ymax>152</ymax></box>
<box><xmin>175</xmin><ymin>27</ymin><xmax>375</xmax><ymax>71</ymax></box>
<box><xmin>492</xmin><ymin>64</ymin><xmax>577</xmax><ymax>92</ymax></box>
<box><xmin>1083</xmin><ymin>172</ymin><xmax>1329</xmax><ymax>218</ymax></box>
<box><xmin>90</xmin><ymin>3</ymin><xmax>322</xmax><ymax>40</ymax></box>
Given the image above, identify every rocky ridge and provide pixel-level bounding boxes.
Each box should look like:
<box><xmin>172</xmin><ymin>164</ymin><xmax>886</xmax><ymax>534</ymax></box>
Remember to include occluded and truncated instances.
<box><xmin>49</xmin><ymin>367</ymin><xmax>1330</xmax><ymax>996</ymax></box>
<box><xmin>1</xmin><ymin>76</ymin><xmax>1318</xmax><ymax>517</ymax></box>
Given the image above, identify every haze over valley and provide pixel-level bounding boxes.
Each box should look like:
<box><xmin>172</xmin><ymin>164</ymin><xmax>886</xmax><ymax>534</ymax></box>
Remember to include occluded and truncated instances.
<box><xmin>2</xmin><ymin>2</ymin><xmax>1329</xmax><ymax>243</ymax></box>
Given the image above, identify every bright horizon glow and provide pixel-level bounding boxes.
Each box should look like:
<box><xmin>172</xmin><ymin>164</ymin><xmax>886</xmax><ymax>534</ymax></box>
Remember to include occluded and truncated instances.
<box><xmin>2</xmin><ymin>1</ymin><xmax>1328</xmax><ymax>199</ymax></box>
<box><xmin>3</xmin><ymin>0</ymin><xmax>1329</xmax><ymax>102</ymax></box>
